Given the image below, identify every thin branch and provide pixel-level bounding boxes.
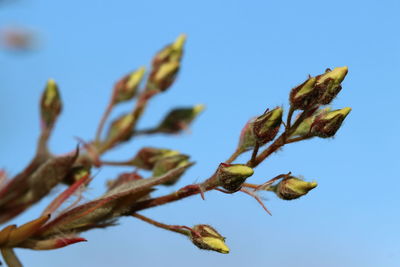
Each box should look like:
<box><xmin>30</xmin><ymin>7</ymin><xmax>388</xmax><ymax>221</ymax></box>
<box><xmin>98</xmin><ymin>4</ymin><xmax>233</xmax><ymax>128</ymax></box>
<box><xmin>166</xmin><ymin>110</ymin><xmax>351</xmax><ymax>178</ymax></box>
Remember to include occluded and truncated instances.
<box><xmin>132</xmin><ymin>213</ymin><xmax>190</xmax><ymax>236</ymax></box>
<box><xmin>95</xmin><ymin>101</ymin><xmax>114</xmax><ymax>142</ymax></box>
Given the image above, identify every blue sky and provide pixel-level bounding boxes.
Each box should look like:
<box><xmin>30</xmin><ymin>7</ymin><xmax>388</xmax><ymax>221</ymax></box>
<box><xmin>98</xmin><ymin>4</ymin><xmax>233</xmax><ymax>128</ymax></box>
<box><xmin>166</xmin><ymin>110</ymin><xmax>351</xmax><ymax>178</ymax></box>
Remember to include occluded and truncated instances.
<box><xmin>1</xmin><ymin>0</ymin><xmax>399</xmax><ymax>266</ymax></box>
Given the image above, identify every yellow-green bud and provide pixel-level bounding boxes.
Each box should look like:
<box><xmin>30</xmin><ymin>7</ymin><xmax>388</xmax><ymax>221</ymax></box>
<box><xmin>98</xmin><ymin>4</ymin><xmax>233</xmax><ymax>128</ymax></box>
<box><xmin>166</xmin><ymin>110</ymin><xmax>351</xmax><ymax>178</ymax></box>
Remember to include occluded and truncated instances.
<box><xmin>113</xmin><ymin>67</ymin><xmax>146</xmax><ymax>104</ymax></box>
<box><xmin>190</xmin><ymin>224</ymin><xmax>229</xmax><ymax>254</ymax></box>
<box><xmin>289</xmin><ymin>76</ymin><xmax>318</xmax><ymax>110</ymax></box>
<box><xmin>157</xmin><ymin>104</ymin><xmax>205</xmax><ymax>134</ymax></box>
<box><xmin>253</xmin><ymin>107</ymin><xmax>283</xmax><ymax>145</ymax></box>
<box><xmin>316</xmin><ymin>66</ymin><xmax>348</xmax><ymax>105</ymax></box>
<box><xmin>274</xmin><ymin>176</ymin><xmax>317</xmax><ymax>200</ymax></box>
<box><xmin>129</xmin><ymin>147</ymin><xmax>179</xmax><ymax>170</ymax></box>
<box><xmin>216</xmin><ymin>163</ymin><xmax>254</xmax><ymax>192</ymax></box>
<box><xmin>104</xmin><ymin>113</ymin><xmax>135</xmax><ymax>145</ymax></box>
<box><xmin>152</xmin><ymin>154</ymin><xmax>190</xmax><ymax>185</ymax></box>
<box><xmin>238</xmin><ymin>119</ymin><xmax>257</xmax><ymax>151</ymax></box>
<box><xmin>290</xmin><ymin>107</ymin><xmax>331</xmax><ymax>137</ymax></box>
<box><xmin>311</xmin><ymin>107</ymin><xmax>351</xmax><ymax>138</ymax></box>
<box><xmin>151</xmin><ymin>61</ymin><xmax>180</xmax><ymax>91</ymax></box>
<box><xmin>40</xmin><ymin>79</ymin><xmax>62</xmax><ymax>129</ymax></box>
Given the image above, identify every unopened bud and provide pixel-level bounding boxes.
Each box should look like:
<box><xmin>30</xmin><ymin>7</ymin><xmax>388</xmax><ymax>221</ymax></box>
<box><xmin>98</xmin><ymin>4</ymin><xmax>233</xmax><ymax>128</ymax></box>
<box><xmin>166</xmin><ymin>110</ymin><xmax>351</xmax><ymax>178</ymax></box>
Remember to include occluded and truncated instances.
<box><xmin>311</xmin><ymin>107</ymin><xmax>351</xmax><ymax>138</ymax></box>
<box><xmin>129</xmin><ymin>147</ymin><xmax>179</xmax><ymax>170</ymax></box>
<box><xmin>157</xmin><ymin>104</ymin><xmax>204</xmax><ymax>134</ymax></box>
<box><xmin>316</xmin><ymin>66</ymin><xmax>348</xmax><ymax>105</ymax></box>
<box><xmin>290</xmin><ymin>107</ymin><xmax>330</xmax><ymax>137</ymax></box>
<box><xmin>113</xmin><ymin>67</ymin><xmax>146</xmax><ymax>104</ymax></box>
<box><xmin>289</xmin><ymin>76</ymin><xmax>318</xmax><ymax>110</ymax></box>
<box><xmin>151</xmin><ymin>60</ymin><xmax>180</xmax><ymax>92</ymax></box>
<box><xmin>148</xmin><ymin>34</ymin><xmax>186</xmax><ymax>92</ymax></box>
<box><xmin>253</xmin><ymin>107</ymin><xmax>283</xmax><ymax>145</ymax></box>
<box><xmin>104</xmin><ymin>113</ymin><xmax>135</xmax><ymax>145</ymax></box>
<box><xmin>216</xmin><ymin>163</ymin><xmax>254</xmax><ymax>192</ymax></box>
<box><xmin>40</xmin><ymin>79</ymin><xmax>62</xmax><ymax>129</ymax></box>
<box><xmin>152</xmin><ymin>34</ymin><xmax>186</xmax><ymax>68</ymax></box>
<box><xmin>152</xmin><ymin>154</ymin><xmax>190</xmax><ymax>185</ymax></box>
<box><xmin>190</xmin><ymin>224</ymin><xmax>229</xmax><ymax>254</ymax></box>
<box><xmin>274</xmin><ymin>176</ymin><xmax>317</xmax><ymax>200</ymax></box>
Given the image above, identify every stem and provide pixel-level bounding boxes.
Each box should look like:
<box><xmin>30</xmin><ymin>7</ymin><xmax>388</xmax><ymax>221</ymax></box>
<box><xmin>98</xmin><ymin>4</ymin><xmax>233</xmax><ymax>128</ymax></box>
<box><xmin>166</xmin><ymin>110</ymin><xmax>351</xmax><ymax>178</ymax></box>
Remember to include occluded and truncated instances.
<box><xmin>249</xmin><ymin>143</ymin><xmax>260</xmax><ymax>166</ymax></box>
<box><xmin>132</xmin><ymin>128</ymin><xmax>159</xmax><ymax>136</ymax></box>
<box><xmin>286</xmin><ymin>106</ymin><xmax>295</xmax><ymax>130</ymax></box>
<box><xmin>131</xmin><ymin>178</ymin><xmax>216</xmax><ymax>213</ymax></box>
<box><xmin>132</xmin><ymin>213</ymin><xmax>190</xmax><ymax>236</ymax></box>
<box><xmin>285</xmin><ymin>135</ymin><xmax>312</xmax><ymax>144</ymax></box>
<box><xmin>1</xmin><ymin>248</ymin><xmax>22</xmax><ymax>267</ymax></box>
<box><xmin>95</xmin><ymin>101</ymin><xmax>114</xmax><ymax>142</ymax></box>
<box><xmin>225</xmin><ymin>148</ymin><xmax>243</xmax><ymax>164</ymax></box>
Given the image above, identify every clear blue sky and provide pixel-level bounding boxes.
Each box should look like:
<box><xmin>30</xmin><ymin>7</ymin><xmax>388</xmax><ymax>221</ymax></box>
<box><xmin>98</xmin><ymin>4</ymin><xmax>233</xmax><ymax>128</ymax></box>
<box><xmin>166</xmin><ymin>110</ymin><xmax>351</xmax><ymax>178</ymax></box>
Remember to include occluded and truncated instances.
<box><xmin>1</xmin><ymin>0</ymin><xmax>399</xmax><ymax>266</ymax></box>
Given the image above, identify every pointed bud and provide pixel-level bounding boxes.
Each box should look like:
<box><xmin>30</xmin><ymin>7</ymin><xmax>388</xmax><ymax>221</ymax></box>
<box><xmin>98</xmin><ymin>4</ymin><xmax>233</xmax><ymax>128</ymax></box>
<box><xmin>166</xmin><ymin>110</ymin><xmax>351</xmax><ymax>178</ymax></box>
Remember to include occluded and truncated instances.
<box><xmin>40</xmin><ymin>79</ymin><xmax>62</xmax><ymax>129</ymax></box>
<box><xmin>316</xmin><ymin>66</ymin><xmax>348</xmax><ymax>105</ymax></box>
<box><xmin>253</xmin><ymin>107</ymin><xmax>283</xmax><ymax>145</ymax></box>
<box><xmin>290</xmin><ymin>107</ymin><xmax>331</xmax><ymax>137</ymax></box>
<box><xmin>113</xmin><ymin>67</ymin><xmax>146</xmax><ymax>104</ymax></box>
<box><xmin>152</xmin><ymin>154</ymin><xmax>190</xmax><ymax>185</ymax></box>
<box><xmin>190</xmin><ymin>224</ymin><xmax>229</xmax><ymax>254</ymax></box>
<box><xmin>216</xmin><ymin>163</ymin><xmax>254</xmax><ymax>192</ymax></box>
<box><xmin>104</xmin><ymin>113</ymin><xmax>135</xmax><ymax>145</ymax></box>
<box><xmin>289</xmin><ymin>76</ymin><xmax>318</xmax><ymax>110</ymax></box>
<box><xmin>273</xmin><ymin>176</ymin><xmax>317</xmax><ymax>200</ymax></box>
<box><xmin>152</xmin><ymin>34</ymin><xmax>186</xmax><ymax>68</ymax></box>
<box><xmin>148</xmin><ymin>34</ymin><xmax>186</xmax><ymax>92</ymax></box>
<box><xmin>129</xmin><ymin>147</ymin><xmax>179</xmax><ymax>170</ymax></box>
<box><xmin>311</xmin><ymin>107</ymin><xmax>351</xmax><ymax>138</ymax></box>
<box><xmin>151</xmin><ymin>60</ymin><xmax>180</xmax><ymax>92</ymax></box>
<box><xmin>157</xmin><ymin>104</ymin><xmax>205</xmax><ymax>134</ymax></box>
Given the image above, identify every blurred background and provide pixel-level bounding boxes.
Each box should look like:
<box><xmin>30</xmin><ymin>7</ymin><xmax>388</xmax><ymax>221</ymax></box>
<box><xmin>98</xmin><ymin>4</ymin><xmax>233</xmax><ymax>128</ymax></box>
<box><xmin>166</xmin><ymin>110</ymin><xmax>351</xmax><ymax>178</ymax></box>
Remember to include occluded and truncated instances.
<box><xmin>1</xmin><ymin>0</ymin><xmax>399</xmax><ymax>266</ymax></box>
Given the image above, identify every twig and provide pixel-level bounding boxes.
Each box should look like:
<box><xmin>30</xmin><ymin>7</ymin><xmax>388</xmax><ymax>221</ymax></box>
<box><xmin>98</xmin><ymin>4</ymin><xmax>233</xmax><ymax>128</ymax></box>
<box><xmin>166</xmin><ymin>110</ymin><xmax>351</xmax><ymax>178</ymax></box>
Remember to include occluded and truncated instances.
<box><xmin>132</xmin><ymin>213</ymin><xmax>190</xmax><ymax>236</ymax></box>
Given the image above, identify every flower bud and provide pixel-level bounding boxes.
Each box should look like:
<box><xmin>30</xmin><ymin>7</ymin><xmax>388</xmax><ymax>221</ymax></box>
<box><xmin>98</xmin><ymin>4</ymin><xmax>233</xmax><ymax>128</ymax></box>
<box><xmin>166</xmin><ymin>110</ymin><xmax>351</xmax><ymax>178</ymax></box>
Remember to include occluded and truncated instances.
<box><xmin>113</xmin><ymin>67</ymin><xmax>146</xmax><ymax>104</ymax></box>
<box><xmin>152</xmin><ymin>154</ymin><xmax>190</xmax><ymax>185</ymax></box>
<box><xmin>151</xmin><ymin>60</ymin><xmax>180</xmax><ymax>91</ymax></box>
<box><xmin>157</xmin><ymin>104</ymin><xmax>205</xmax><ymax>134</ymax></box>
<box><xmin>316</xmin><ymin>66</ymin><xmax>348</xmax><ymax>105</ymax></box>
<box><xmin>290</xmin><ymin>107</ymin><xmax>330</xmax><ymax>137</ymax></box>
<box><xmin>253</xmin><ymin>107</ymin><xmax>283</xmax><ymax>145</ymax></box>
<box><xmin>40</xmin><ymin>79</ymin><xmax>62</xmax><ymax>129</ymax></box>
<box><xmin>190</xmin><ymin>224</ymin><xmax>229</xmax><ymax>254</ymax></box>
<box><xmin>273</xmin><ymin>176</ymin><xmax>317</xmax><ymax>200</ymax></box>
<box><xmin>216</xmin><ymin>163</ymin><xmax>254</xmax><ymax>192</ymax></box>
<box><xmin>289</xmin><ymin>76</ymin><xmax>318</xmax><ymax>110</ymax></box>
<box><xmin>104</xmin><ymin>113</ymin><xmax>135</xmax><ymax>145</ymax></box>
<box><xmin>129</xmin><ymin>147</ymin><xmax>179</xmax><ymax>170</ymax></box>
<box><xmin>311</xmin><ymin>107</ymin><xmax>351</xmax><ymax>138</ymax></box>
<box><xmin>152</xmin><ymin>34</ymin><xmax>186</xmax><ymax>68</ymax></box>
<box><xmin>148</xmin><ymin>34</ymin><xmax>186</xmax><ymax>92</ymax></box>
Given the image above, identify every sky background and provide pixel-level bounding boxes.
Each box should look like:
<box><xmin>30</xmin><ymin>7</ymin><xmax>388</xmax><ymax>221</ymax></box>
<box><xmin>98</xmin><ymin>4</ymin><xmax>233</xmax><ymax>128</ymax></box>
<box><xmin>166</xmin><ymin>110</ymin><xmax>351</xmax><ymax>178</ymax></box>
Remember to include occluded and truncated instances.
<box><xmin>1</xmin><ymin>0</ymin><xmax>399</xmax><ymax>266</ymax></box>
